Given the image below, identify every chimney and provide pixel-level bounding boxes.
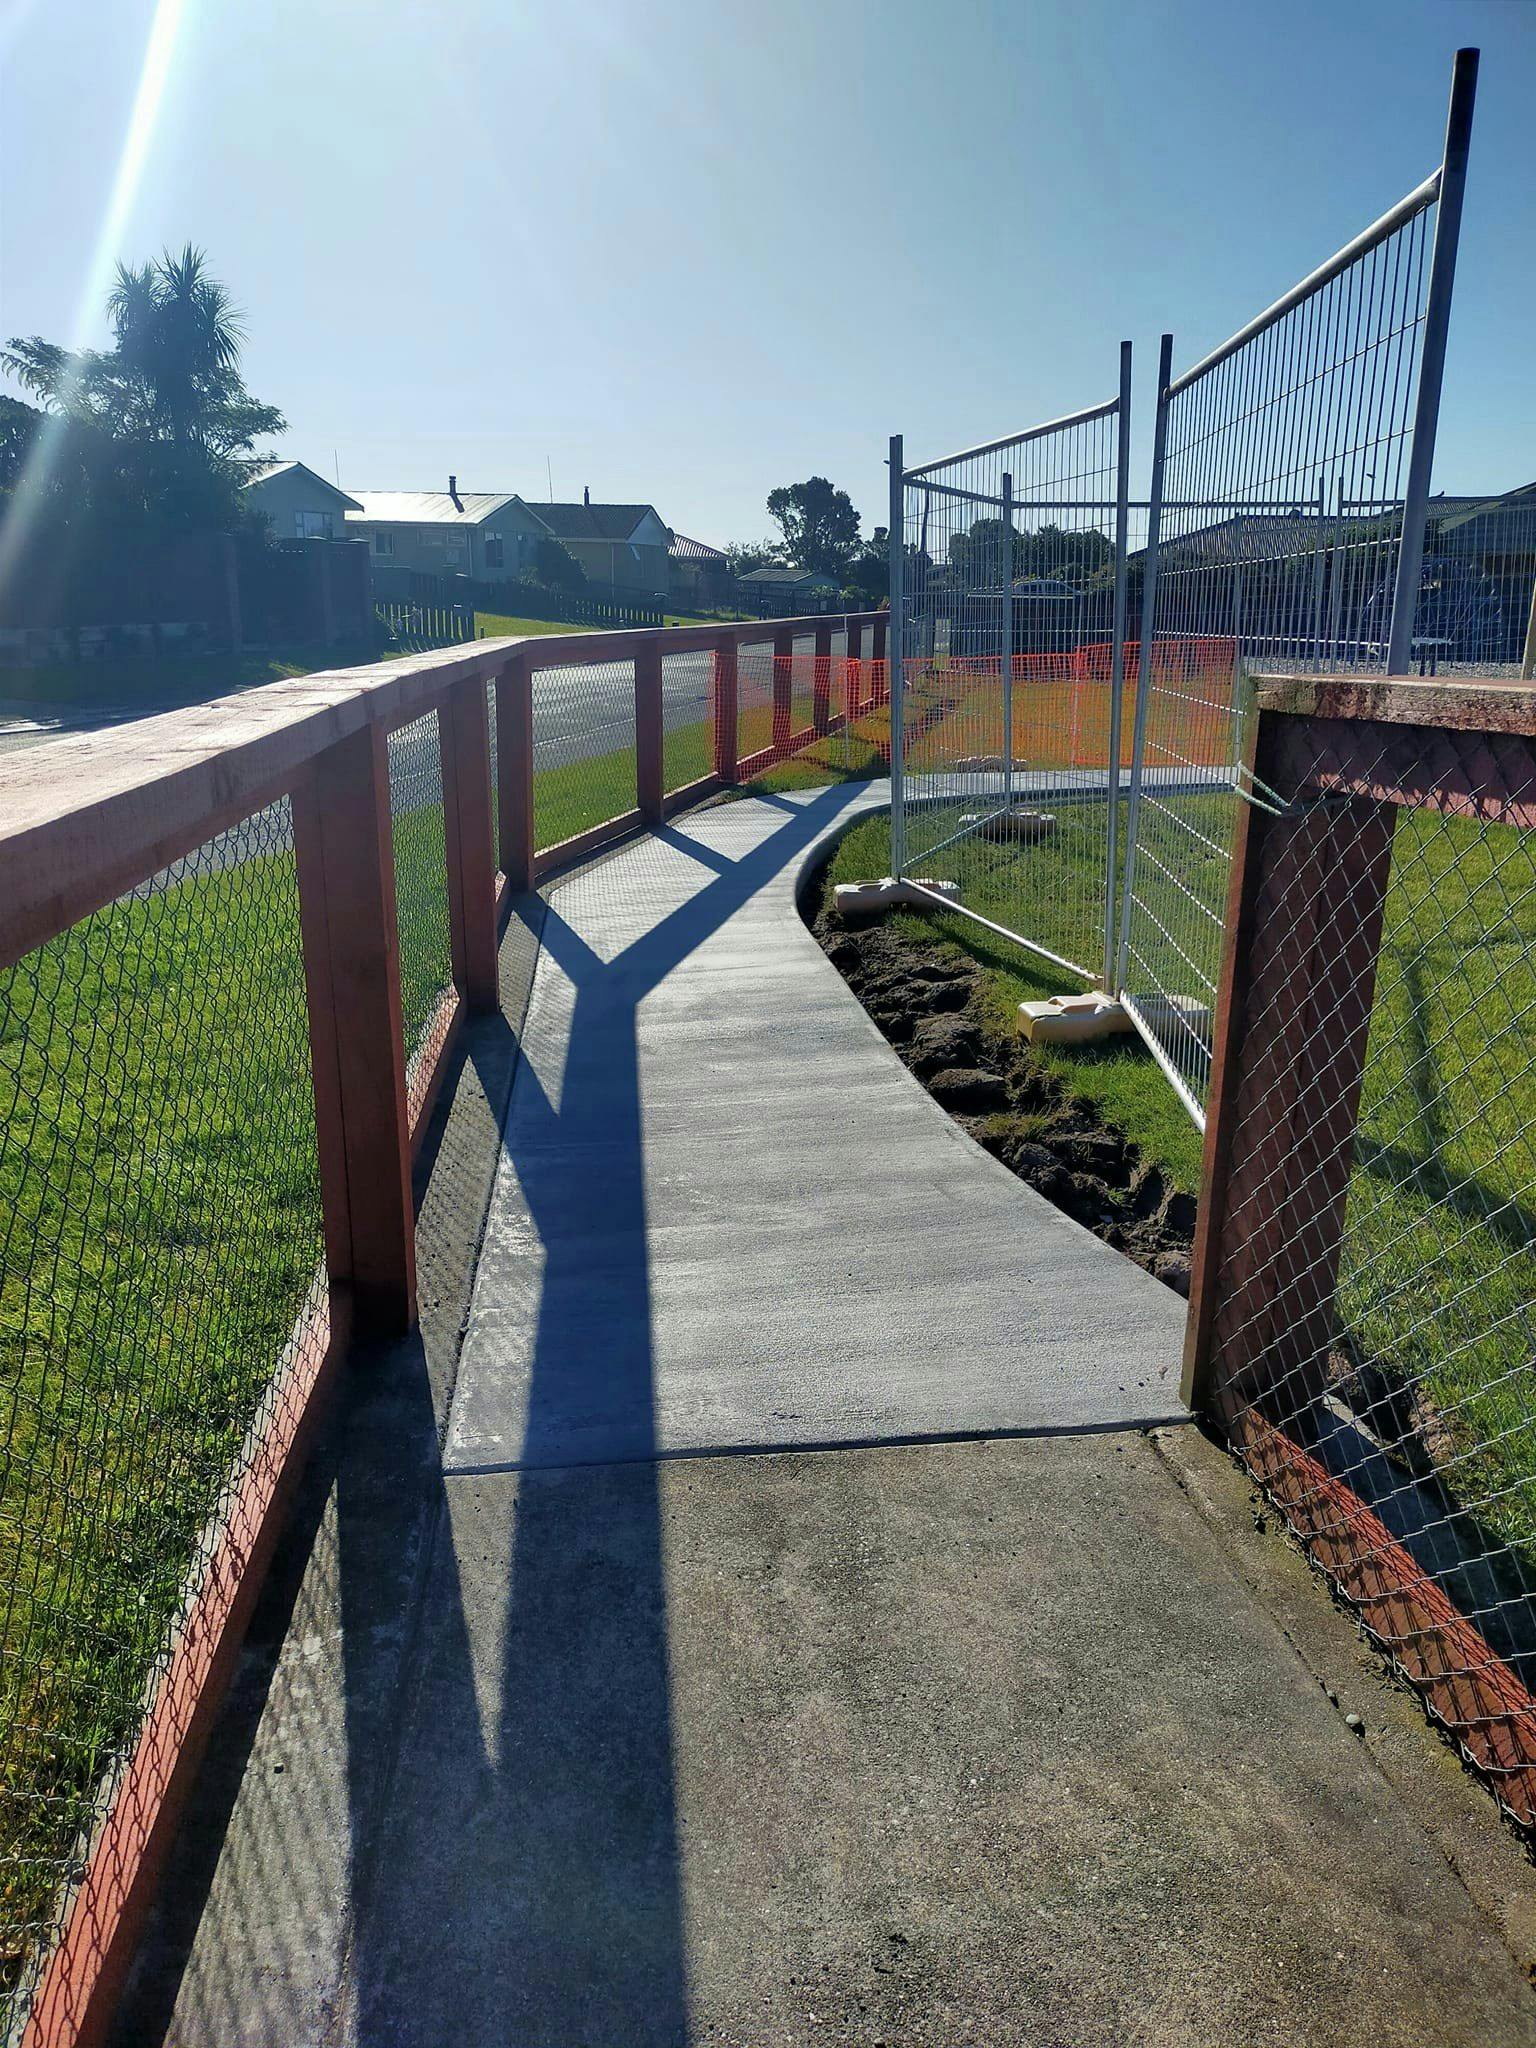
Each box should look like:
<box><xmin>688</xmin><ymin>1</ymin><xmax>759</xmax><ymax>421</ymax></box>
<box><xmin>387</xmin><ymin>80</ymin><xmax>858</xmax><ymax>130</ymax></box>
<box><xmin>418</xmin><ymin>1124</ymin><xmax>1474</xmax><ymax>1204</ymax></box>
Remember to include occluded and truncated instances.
<box><xmin>583</xmin><ymin>484</ymin><xmax>590</xmax><ymax>507</ymax></box>
<box><xmin>448</xmin><ymin>473</ymin><xmax>462</xmax><ymax>510</ymax></box>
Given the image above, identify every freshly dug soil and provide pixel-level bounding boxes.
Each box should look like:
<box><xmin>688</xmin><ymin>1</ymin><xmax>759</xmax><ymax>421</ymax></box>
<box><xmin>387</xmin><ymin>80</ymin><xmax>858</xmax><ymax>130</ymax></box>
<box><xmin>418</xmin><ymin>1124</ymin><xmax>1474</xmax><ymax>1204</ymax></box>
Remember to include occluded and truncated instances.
<box><xmin>816</xmin><ymin>903</ymin><xmax>1197</xmax><ymax>1295</ymax></box>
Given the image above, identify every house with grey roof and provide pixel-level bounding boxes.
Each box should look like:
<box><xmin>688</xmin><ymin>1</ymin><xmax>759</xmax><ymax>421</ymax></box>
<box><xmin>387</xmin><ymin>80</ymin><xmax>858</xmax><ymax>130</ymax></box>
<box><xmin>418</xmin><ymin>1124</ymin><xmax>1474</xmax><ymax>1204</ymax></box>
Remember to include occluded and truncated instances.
<box><xmin>530</xmin><ymin>492</ymin><xmax>671</xmax><ymax>595</ymax></box>
<box><xmin>345</xmin><ymin>478</ymin><xmax>550</xmax><ymax>584</ymax></box>
<box><xmin>736</xmin><ymin>564</ymin><xmax>841</xmax><ymax>616</ymax></box>
<box><xmin>242</xmin><ymin>461</ymin><xmax>361</xmax><ymax>541</ymax></box>
<box><xmin>667</xmin><ymin>531</ymin><xmax>731</xmax><ymax>610</ymax></box>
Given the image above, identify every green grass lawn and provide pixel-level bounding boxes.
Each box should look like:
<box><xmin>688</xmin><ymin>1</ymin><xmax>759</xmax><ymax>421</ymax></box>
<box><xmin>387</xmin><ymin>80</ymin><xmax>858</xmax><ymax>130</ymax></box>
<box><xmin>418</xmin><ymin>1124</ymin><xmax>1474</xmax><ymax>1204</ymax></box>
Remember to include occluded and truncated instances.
<box><xmin>1340</xmin><ymin>808</ymin><xmax>1536</xmax><ymax>1568</ymax></box>
<box><xmin>824</xmin><ymin>797</ymin><xmax>1536</xmax><ymax>1582</ymax></box>
<box><xmin>474</xmin><ymin>612</ymin><xmax>600</xmax><ymax>641</ymax></box>
<box><xmin>823</xmin><ymin>811</ymin><xmax>1206</xmax><ymax>1195</ymax></box>
<box><xmin>0</xmin><ymin>832</ymin><xmax>322</xmax><ymax>1994</ymax></box>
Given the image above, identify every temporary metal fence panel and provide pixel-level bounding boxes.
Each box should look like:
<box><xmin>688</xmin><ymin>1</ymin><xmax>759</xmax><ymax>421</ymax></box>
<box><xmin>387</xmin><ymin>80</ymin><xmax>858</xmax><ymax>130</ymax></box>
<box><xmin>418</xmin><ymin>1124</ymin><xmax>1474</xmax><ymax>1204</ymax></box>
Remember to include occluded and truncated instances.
<box><xmin>1187</xmin><ymin>677</ymin><xmax>1536</xmax><ymax>1828</ymax></box>
<box><xmin>1117</xmin><ymin>51</ymin><xmax>1477</xmax><ymax>1125</ymax></box>
<box><xmin>1420</xmin><ymin>484</ymin><xmax>1536</xmax><ymax>676</ymax></box>
<box><xmin>892</xmin><ymin>347</ymin><xmax>1134</xmax><ymax>987</ymax></box>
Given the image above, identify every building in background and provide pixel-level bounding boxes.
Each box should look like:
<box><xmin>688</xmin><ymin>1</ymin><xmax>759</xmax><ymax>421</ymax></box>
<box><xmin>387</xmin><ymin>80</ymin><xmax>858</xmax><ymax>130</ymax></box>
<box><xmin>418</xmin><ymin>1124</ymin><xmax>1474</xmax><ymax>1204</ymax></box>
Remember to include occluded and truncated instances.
<box><xmin>530</xmin><ymin>492</ymin><xmax>671</xmax><ymax>595</ymax></box>
<box><xmin>242</xmin><ymin>461</ymin><xmax>361</xmax><ymax>540</ymax></box>
<box><xmin>345</xmin><ymin>479</ymin><xmax>549</xmax><ymax>589</ymax></box>
<box><xmin>667</xmin><ymin>531</ymin><xmax>732</xmax><ymax>611</ymax></box>
<box><xmin>736</xmin><ymin>564</ymin><xmax>841</xmax><ymax>616</ymax></box>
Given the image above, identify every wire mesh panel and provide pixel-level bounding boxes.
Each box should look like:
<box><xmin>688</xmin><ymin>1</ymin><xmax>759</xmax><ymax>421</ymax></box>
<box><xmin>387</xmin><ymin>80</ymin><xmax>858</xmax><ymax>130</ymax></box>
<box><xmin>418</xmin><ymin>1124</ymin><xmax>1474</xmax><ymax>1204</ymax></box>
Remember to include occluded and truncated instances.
<box><xmin>660</xmin><ymin>648</ymin><xmax>714</xmax><ymax>796</ymax></box>
<box><xmin>896</xmin><ymin>382</ymin><xmax>1131</xmax><ymax>984</ymax></box>
<box><xmin>1118</xmin><ymin>180</ymin><xmax>1440</xmax><ymax>1120</ymax></box>
<box><xmin>531</xmin><ymin>657</ymin><xmax>638</xmax><ymax>853</ymax></box>
<box><xmin>388</xmin><ymin>710</ymin><xmax>453</xmax><ymax>1068</ymax></box>
<box><xmin>735</xmin><ymin>640</ymin><xmax>778</xmax><ymax>776</ymax></box>
<box><xmin>1195</xmin><ymin>703</ymin><xmax>1536</xmax><ymax>1826</ymax></box>
<box><xmin>0</xmin><ymin>803</ymin><xmax>323</xmax><ymax>2014</ymax></box>
<box><xmin>1422</xmin><ymin>486</ymin><xmax>1536</xmax><ymax>676</ymax></box>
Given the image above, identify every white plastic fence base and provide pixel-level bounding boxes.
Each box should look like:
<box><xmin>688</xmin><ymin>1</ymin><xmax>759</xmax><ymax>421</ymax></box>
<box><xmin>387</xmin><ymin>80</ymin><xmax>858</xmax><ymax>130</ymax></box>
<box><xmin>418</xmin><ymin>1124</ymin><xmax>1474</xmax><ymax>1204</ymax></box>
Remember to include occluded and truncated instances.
<box><xmin>1020</xmin><ymin>988</ymin><xmax>1212</xmax><ymax>1047</ymax></box>
<box><xmin>834</xmin><ymin>877</ymin><xmax>963</xmax><ymax>919</ymax></box>
<box><xmin>960</xmin><ymin>808</ymin><xmax>1058</xmax><ymax>844</ymax></box>
<box><xmin>1019</xmin><ymin>990</ymin><xmax>1131</xmax><ymax>1045</ymax></box>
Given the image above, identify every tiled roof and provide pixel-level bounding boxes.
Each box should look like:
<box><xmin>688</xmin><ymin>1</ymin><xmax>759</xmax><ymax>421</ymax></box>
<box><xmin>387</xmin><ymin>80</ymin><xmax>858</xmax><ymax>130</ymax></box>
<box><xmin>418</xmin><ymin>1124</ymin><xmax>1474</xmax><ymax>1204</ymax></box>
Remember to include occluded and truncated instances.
<box><xmin>536</xmin><ymin>502</ymin><xmax>660</xmax><ymax>542</ymax></box>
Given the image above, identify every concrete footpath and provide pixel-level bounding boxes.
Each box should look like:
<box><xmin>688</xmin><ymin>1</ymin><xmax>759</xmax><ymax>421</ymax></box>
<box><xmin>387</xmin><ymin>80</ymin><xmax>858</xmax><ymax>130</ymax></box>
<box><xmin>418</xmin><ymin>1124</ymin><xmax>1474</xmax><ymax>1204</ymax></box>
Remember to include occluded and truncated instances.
<box><xmin>116</xmin><ymin>786</ymin><xmax>1536</xmax><ymax>2048</ymax></box>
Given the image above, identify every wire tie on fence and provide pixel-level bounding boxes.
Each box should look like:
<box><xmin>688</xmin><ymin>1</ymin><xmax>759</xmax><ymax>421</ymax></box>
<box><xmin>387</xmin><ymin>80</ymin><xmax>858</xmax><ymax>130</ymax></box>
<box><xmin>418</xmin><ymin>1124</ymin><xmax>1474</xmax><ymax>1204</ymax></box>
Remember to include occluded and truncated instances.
<box><xmin>1232</xmin><ymin>761</ymin><xmax>1301</xmax><ymax>819</ymax></box>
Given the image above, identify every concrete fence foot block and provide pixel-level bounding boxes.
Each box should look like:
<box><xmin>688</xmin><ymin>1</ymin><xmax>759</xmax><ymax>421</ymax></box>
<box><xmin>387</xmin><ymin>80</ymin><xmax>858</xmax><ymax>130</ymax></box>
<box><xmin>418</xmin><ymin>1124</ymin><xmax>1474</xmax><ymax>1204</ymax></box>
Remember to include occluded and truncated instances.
<box><xmin>1020</xmin><ymin>990</ymin><xmax>1130</xmax><ymax>1045</ymax></box>
<box><xmin>834</xmin><ymin>877</ymin><xmax>962</xmax><ymax>919</ymax></box>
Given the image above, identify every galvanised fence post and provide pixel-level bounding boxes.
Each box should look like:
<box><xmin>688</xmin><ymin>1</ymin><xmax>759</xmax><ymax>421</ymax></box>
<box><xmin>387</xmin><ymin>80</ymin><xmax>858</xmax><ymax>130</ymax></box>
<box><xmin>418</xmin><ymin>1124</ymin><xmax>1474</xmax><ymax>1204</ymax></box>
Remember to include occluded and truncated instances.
<box><xmin>888</xmin><ymin>432</ymin><xmax>906</xmax><ymax>874</ymax></box>
<box><xmin>1386</xmin><ymin>48</ymin><xmax>1479</xmax><ymax>677</ymax></box>
<box><xmin>1104</xmin><ymin>337</ymin><xmax>1133</xmax><ymax>992</ymax></box>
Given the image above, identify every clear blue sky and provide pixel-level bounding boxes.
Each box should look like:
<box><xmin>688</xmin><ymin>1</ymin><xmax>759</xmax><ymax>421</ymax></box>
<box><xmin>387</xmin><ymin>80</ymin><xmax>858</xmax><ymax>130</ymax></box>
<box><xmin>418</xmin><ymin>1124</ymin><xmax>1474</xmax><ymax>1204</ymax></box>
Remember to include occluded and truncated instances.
<box><xmin>2</xmin><ymin>0</ymin><xmax>1532</xmax><ymax>546</ymax></box>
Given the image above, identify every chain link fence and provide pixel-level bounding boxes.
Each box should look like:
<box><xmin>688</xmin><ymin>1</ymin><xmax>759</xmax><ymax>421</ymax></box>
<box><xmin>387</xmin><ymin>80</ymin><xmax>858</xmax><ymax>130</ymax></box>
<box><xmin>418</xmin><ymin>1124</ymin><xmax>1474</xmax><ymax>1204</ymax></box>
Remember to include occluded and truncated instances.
<box><xmin>1191</xmin><ymin>694</ymin><xmax>1536</xmax><ymax>1827</ymax></box>
<box><xmin>530</xmin><ymin>657</ymin><xmax>639</xmax><ymax>854</ymax></box>
<box><xmin>0</xmin><ymin>802</ymin><xmax>324</xmax><ymax>2019</ymax></box>
<box><xmin>388</xmin><ymin>710</ymin><xmax>454</xmax><ymax>1079</ymax></box>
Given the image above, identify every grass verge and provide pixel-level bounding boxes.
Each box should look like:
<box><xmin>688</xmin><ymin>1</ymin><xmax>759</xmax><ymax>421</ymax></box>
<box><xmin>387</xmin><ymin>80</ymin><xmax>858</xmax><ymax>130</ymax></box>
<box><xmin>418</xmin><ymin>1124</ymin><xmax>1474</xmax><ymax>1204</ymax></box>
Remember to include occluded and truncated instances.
<box><xmin>0</xmin><ymin>789</ymin><xmax>454</xmax><ymax>2000</ymax></box>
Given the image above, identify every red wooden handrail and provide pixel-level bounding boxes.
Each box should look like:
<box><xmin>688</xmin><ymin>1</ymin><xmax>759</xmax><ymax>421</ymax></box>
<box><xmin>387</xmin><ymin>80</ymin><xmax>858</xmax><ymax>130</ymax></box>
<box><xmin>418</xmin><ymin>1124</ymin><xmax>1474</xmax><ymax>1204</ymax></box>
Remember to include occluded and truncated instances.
<box><xmin>2</xmin><ymin>604</ymin><xmax>881</xmax><ymax>2048</ymax></box>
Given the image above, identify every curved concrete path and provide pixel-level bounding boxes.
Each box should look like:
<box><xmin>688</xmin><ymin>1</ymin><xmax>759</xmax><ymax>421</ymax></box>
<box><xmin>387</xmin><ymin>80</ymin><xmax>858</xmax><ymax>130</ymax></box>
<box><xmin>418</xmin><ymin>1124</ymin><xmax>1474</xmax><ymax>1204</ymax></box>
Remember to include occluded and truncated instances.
<box><xmin>117</xmin><ymin>787</ymin><xmax>1536</xmax><ymax>2048</ymax></box>
<box><xmin>447</xmin><ymin>782</ymin><xmax>1185</xmax><ymax>1473</ymax></box>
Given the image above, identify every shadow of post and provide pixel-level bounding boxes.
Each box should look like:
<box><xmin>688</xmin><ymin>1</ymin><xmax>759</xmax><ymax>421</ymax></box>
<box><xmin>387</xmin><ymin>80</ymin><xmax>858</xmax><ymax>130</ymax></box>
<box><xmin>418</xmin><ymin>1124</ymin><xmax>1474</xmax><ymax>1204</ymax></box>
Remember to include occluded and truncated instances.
<box><xmin>339</xmin><ymin>783</ymin><xmax>868</xmax><ymax>2045</ymax></box>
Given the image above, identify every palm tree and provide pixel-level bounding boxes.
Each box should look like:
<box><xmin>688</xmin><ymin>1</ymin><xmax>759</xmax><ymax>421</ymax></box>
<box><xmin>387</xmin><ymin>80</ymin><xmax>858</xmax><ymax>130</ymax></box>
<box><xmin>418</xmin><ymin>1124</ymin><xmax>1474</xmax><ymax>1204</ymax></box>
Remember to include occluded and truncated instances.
<box><xmin>0</xmin><ymin>246</ymin><xmax>284</xmax><ymax>529</ymax></box>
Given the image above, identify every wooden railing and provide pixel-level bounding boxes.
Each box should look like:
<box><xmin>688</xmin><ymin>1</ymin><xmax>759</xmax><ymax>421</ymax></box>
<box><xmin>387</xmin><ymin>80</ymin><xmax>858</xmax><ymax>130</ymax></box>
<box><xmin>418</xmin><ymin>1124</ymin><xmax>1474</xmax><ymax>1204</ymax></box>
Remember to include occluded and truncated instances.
<box><xmin>0</xmin><ymin>608</ymin><xmax>885</xmax><ymax>2048</ymax></box>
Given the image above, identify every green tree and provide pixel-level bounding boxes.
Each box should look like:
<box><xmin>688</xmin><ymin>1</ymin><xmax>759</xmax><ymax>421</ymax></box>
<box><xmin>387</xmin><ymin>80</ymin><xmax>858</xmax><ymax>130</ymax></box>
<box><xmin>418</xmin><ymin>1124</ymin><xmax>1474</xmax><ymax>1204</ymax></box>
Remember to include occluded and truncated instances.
<box><xmin>726</xmin><ymin>538</ymin><xmax>787</xmax><ymax>577</ymax></box>
<box><xmin>842</xmin><ymin>524</ymin><xmax>889</xmax><ymax>604</ymax></box>
<box><xmin>765</xmin><ymin>476</ymin><xmax>861</xmax><ymax>579</ymax></box>
<box><xmin>0</xmin><ymin>245</ymin><xmax>284</xmax><ymax>532</ymax></box>
<box><xmin>533</xmin><ymin>533</ymin><xmax>586</xmax><ymax>589</ymax></box>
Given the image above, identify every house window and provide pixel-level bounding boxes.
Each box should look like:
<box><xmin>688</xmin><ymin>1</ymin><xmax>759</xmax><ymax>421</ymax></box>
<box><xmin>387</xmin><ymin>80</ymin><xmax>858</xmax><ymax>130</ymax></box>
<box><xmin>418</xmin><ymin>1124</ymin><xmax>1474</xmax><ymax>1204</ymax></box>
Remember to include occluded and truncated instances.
<box><xmin>295</xmin><ymin>510</ymin><xmax>334</xmax><ymax>539</ymax></box>
<box><xmin>374</xmin><ymin>531</ymin><xmax>394</xmax><ymax>556</ymax></box>
<box><xmin>484</xmin><ymin>534</ymin><xmax>504</xmax><ymax>569</ymax></box>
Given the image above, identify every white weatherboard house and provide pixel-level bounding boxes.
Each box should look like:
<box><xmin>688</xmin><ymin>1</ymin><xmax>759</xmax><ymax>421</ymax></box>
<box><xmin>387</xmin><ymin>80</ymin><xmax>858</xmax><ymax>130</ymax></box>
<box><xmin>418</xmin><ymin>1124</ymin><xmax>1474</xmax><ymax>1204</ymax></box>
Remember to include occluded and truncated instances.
<box><xmin>242</xmin><ymin>461</ymin><xmax>362</xmax><ymax>540</ymax></box>
<box><xmin>345</xmin><ymin>479</ymin><xmax>551</xmax><ymax>582</ymax></box>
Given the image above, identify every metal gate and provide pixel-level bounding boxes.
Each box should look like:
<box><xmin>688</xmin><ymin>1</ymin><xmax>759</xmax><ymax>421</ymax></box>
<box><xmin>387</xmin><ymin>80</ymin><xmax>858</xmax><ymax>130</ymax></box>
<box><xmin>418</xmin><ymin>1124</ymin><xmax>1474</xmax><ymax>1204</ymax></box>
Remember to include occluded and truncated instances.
<box><xmin>889</xmin><ymin>344</ymin><xmax>1134</xmax><ymax>989</ymax></box>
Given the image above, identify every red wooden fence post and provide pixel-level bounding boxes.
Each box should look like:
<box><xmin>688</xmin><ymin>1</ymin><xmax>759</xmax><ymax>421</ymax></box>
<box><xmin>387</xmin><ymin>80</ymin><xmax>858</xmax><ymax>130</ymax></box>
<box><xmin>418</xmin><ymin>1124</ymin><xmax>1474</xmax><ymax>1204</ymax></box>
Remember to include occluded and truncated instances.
<box><xmin>771</xmin><ymin>627</ymin><xmax>794</xmax><ymax>754</ymax></box>
<box><xmin>1182</xmin><ymin>709</ymin><xmax>1396</xmax><ymax>1420</ymax></box>
<box><xmin>292</xmin><ymin>723</ymin><xmax>417</xmax><ymax>1336</ymax></box>
<box><xmin>636</xmin><ymin>641</ymin><xmax>664</xmax><ymax>824</ymax></box>
<box><xmin>495</xmin><ymin>652</ymin><xmax>534</xmax><ymax>892</ymax></box>
<box><xmin>439</xmin><ymin>675</ymin><xmax>499</xmax><ymax>1012</ymax></box>
<box><xmin>812</xmin><ymin>622</ymin><xmax>833</xmax><ymax>735</ymax></box>
<box><xmin>713</xmin><ymin>636</ymin><xmax>739</xmax><ymax>783</ymax></box>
